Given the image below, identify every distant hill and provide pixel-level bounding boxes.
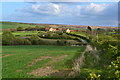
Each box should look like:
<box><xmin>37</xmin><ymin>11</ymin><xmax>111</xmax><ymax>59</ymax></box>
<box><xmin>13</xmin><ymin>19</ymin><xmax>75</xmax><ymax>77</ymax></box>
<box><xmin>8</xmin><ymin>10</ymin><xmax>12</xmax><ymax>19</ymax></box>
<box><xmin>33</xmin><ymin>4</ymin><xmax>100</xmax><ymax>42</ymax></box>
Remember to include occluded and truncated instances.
<box><xmin>0</xmin><ymin>21</ymin><xmax>117</xmax><ymax>30</ymax></box>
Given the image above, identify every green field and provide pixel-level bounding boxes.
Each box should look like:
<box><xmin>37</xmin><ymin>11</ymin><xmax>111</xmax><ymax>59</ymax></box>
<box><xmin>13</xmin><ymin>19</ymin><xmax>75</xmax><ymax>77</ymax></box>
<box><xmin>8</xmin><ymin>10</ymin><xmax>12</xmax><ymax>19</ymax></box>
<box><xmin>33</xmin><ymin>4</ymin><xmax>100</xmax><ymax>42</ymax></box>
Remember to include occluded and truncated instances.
<box><xmin>12</xmin><ymin>31</ymin><xmax>46</xmax><ymax>37</ymax></box>
<box><xmin>12</xmin><ymin>31</ymin><xmax>39</xmax><ymax>37</ymax></box>
<box><xmin>1</xmin><ymin>22</ymin><xmax>37</xmax><ymax>29</ymax></box>
<box><xmin>2</xmin><ymin>45</ymin><xmax>85</xmax><ymax>78</ymax></box>
<box><xmin>1</xmin><ymin>21</ymin><xmax>119</xmax><ymax>78</ymax></box>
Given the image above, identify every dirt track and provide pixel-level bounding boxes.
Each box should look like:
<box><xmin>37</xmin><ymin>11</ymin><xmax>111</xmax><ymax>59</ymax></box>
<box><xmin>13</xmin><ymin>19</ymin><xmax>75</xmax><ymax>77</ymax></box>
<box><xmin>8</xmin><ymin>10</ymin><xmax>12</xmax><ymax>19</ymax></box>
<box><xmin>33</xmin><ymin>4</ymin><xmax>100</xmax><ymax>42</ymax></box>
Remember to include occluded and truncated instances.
<box><xmin>68</xmin><ymin>45</ymin><xmax>94</xmax><ymax>77</ymax></box>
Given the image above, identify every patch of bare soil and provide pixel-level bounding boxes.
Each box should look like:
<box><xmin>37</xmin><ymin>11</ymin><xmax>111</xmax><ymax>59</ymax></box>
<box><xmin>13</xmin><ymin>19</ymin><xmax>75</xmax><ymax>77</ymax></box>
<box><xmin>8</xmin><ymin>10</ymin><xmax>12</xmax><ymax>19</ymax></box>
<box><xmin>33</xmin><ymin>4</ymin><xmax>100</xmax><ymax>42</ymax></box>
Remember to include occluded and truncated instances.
<box><xmin>28</xmin><ymin>66</ymin><xmax>59</xmax><ymax>76</ymax></box>
<box><xmin>45</xmin><ymin>55</ymin><xmax>68</xmax><ymax>66</ymax></box>
<box><xmin>49</xmin><ymin>69</ymin><xmax>71</xmax><ymax>77</ymax></box>
<box><xmin>16</xmin><ymin>56</ymin><xmax>52</xmax><ymax>72</ymax></box>
<box><xmin>1</xmin><ymin>54</ymin><xmax>14</xmax><ymax>58</ymax></box>
<box><xmin>28</xmin><ymin>55</ymin><xmax>68</xmax><ymax>77</ymax></box>
<box><xmin>27</xmin><ymin>56</ymin><xmax>52</xmax><ymax>67</ymax></box>
<box><xmin>16</xmin><ymin>69</ymin><xmax>22</xmax><ymax>72</ymax></box>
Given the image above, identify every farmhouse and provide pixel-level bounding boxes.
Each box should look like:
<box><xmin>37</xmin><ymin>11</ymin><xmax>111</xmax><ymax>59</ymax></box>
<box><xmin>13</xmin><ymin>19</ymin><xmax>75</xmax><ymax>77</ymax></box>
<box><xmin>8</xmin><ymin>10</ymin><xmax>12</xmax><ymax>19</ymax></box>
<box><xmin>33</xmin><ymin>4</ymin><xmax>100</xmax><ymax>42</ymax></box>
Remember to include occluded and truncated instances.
<box><xmin>45</xmin><ymin>27</ymin><xmax>56</xmax><ymax>32</ymax></box>
<box><xmin>62</xmin><ymin>28</ymin><xmax>71</xmax><ymax>33</ymax></box>
<box><xmin>45</xmin><ymin>27</ymin><xmax>77</xmax><ymax>33</ymax></box>
<box><xmin>66</xmin><ymin>29</ymin><xmax>70</xmax><ymax>33</ymax></box>
<box><xmin>49</xmin><ymin>27</ymin><xmax>56</xmax><ymax>32</ymax></box>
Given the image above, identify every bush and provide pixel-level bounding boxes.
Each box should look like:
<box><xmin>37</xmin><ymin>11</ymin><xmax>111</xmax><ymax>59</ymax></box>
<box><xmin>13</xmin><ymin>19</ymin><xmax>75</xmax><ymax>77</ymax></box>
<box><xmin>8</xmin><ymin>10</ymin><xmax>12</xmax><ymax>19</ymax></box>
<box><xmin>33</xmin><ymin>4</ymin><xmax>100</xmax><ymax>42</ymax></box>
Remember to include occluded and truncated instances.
<box><xmin>13</xmin><ymin>38</ymin><xmax>31</xmax><ymax>45</ymax></box>
<box><xmin>25</xmin><ymin>27</ymin><xmax>36</xmax><ymax>31</ymax></box>
<box><xmin>56</xmin><ymin>31</ymin><xmax>63</xmax><ymax>35</ymax></box>
<box><xmin>26</xmin><ymin>34</ymin><xmax>32</xmax><ymax>36</ymax></box>
<box><xmin>51</xmin><ymin>33</ymin><xmax>59</xmax><ymax>39</ymax></box>
<box><xmin>2</xmin><ymin>31</ymin><xmax>15</xmax><ymax>45</ymax></box>
<box><xmin>17</xmin><ymin>26</ymin><xmax>24</xmax><ymax>31</ymax></box>
<box><xmin>40</xmin><ymin>40</ymin><xmax>55</xmax><ymax>45</ymax></box>
<box><xmin>15</xmin><ymin>35</ymin><xmax>21</xmax><ymax>37</ymax></box>
<box><xmin>56</xmin><ymin>40</ymin><xmax>68</xmax><ymax>46</ymax></box>
<box><xmin>59</xmin><ymin>33</ymin><xmax>70</xmax><ymax>39</ymax></box>
<box><xmin>73</xmin><ymin>38</ymin><xmax>82</xmax><ymax>42</ymax></box>
<box><xmin>10</xmin><ymin>29</ymin><xmax>17</xmax><ymax>32</ymax></box>
<box><xmin>29</xmin><ymin>35</ymin><xmax>41</xmax><ymax>45</ymax></box>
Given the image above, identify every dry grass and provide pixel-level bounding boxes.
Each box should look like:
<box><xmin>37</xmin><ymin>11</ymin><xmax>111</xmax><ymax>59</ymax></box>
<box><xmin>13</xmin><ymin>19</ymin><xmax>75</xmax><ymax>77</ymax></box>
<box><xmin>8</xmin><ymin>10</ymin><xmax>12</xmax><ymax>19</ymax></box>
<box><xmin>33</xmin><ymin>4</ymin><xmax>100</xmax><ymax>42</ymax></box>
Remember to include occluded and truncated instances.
<box><xmin>28</xmin><ymin>55</ymin><xmax>68</xmax><ymax>77</ymax></box>
<box><xmin>27</xmin><ymin>56</ymin><xmax>52</xmax><ymax>67</ymax></box>
<box><xmin>1</xmin><ymin>54</ymin><xmax>14</xmax><ymax>58</ymax></box>
<box><xmin>68</xmin><ymin>45</ymin><xmax>94</xmax><ymax>77</ymax></box>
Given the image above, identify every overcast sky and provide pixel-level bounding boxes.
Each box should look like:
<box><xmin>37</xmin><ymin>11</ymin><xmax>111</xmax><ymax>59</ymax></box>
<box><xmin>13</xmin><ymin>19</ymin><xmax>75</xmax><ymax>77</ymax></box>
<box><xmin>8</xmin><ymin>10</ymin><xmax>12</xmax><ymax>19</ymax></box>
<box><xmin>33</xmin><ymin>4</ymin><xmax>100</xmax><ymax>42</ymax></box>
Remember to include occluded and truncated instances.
<box><xmin>1</xmin><ymin>2</ymin><xmax>118</xmax><ymax>26</ymax></box>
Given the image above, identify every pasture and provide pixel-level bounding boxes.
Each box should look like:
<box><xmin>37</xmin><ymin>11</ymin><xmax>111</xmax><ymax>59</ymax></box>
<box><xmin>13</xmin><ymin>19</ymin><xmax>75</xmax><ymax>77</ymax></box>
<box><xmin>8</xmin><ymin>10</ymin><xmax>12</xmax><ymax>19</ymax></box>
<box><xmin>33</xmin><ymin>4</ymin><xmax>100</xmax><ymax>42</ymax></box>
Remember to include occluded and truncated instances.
<box><xmin>12</xmin><ymin>31</ymin><xmax>39</xmax><ymax>37</ymax></box>
<box><xmin>1</xmin><ymin>22</ymin><xmax>36</xmax><ymax>29</ymax></box>
<box><xmin>2</xmin><ymin>45</ymin><xmax>85</xmax><ymax>78</ymax></box>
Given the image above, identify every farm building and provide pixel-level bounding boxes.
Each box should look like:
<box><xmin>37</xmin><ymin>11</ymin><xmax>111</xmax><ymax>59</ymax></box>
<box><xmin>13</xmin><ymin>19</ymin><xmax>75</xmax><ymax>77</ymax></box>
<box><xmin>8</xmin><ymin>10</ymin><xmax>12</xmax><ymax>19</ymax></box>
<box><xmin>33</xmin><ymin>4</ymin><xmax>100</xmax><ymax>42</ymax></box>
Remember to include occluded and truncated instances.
<box><xmin>62</xmin><ymin>28</ymin><xmax>71</xmax><ymax>33</ymax></box>
<box><xmin>45</xmin><ymin>27</ymin><xmax>77</xmax><ymax>33</ymax></box>
<box><xmin>45</xmin><ymin>27</ymin><xmax>56</xmax><ymax>32</ymax></box>
<box><xmin>66</xmin><ymin>29</ymin><xmax>71</xmax><ymax>33</ymax></box>
<box><xmin>49</xmin><ymin>27</ymin><xmax>56</xmax><ymax>32</ymax></box>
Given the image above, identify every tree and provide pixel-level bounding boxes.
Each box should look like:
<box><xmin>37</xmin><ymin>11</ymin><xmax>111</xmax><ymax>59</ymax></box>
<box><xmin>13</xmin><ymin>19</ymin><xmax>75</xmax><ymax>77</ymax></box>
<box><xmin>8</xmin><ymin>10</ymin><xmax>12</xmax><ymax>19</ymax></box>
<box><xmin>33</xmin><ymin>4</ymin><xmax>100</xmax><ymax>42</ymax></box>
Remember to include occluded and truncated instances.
<box><xmin>87</xmin><ymin>26</ymin><xmax>92</xmax><ymax>31</ymax></box>
<box><xmin>87</xmin><ymin>26</ymin><xmax>92</xmax><ymax>40</ymax></box>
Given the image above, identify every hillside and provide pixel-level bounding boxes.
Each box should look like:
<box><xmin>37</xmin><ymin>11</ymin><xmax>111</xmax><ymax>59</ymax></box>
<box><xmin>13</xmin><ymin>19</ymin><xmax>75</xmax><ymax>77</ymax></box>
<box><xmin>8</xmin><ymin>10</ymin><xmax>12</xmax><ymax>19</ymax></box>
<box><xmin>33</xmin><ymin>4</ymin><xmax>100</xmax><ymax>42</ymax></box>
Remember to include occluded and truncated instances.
<box><xmin>1</xmin><ymin>21</ymin><xmax>119</xmax><ymax>78</ymax></box>
<box><xmin>1</xmin><ymin>21</ymin><xmax>117</xmax><ymax>30</ymax></box>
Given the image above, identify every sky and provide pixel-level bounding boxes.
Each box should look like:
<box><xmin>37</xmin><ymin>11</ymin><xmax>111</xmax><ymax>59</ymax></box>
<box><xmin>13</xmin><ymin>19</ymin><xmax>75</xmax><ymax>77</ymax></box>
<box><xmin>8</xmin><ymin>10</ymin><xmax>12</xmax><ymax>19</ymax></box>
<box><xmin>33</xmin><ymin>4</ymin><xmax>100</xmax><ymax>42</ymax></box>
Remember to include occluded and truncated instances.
<box><xmin>0</xmin><ymin>1</ymin><xmax>119</xmax><ymax>27</ymax></box>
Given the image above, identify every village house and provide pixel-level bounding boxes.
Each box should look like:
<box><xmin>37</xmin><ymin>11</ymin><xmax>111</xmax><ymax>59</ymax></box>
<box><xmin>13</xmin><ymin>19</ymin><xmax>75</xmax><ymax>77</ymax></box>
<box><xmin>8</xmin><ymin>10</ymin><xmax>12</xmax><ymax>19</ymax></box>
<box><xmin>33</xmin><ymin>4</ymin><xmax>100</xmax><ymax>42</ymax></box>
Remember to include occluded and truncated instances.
<box><xmin>45</xmin><ymin>27</ymin><xmax>56</xmax><ymax>32</ymax></box>
<box><xmin>62</xmin><ymin>28</ymin><xmax>74</xmax><ymax>33</ymax></box>
<box><xmin>66</xmin><ymin>29</ymin><xmax>71</xmax><ymax>33</ymax></box>
<box><xmin>45</xmin><ymin>27</ymin><xmax>77</xmax><ymax>33</ymax></box>
<box><xmin>49</xmin><ymin>27</ymin><xmax>56</xmax><ymax>32</ymax></box>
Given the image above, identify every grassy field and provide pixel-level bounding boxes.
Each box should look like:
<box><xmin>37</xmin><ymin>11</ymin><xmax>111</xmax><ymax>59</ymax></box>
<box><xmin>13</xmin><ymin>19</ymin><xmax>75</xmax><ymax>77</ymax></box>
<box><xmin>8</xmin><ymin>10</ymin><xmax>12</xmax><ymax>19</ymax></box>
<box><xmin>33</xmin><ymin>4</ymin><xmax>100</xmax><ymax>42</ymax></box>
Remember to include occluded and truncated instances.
<box><xmin>2</xmin><ymin>45</ymin><xmax>85</xmax><ymax>78</ymax></box>
<box><xmin>1</xmin><ymin>22</ymin><xmax>37</xmax><ymax>29</ymax></box>
<box><xmin>71</xmin><ymin>31</ymin><xmax>89</xmax><ymax>39</ymax></box>
<box><xmin>12</xmin><ymin>31</ymin><xmax>39</xmax><ymax>37</ymax></box>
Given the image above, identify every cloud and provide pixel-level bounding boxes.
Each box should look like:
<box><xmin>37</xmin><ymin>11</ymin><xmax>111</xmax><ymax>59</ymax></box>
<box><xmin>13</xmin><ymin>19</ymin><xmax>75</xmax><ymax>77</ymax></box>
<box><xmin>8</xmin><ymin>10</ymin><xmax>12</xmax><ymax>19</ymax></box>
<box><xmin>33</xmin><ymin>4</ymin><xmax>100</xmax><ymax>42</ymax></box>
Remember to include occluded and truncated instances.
<box><xmin>76</xmin><ymin>3</ymin><xmax>114</xmax><ymax>16</ymax></box>
<box><xmin>31</xmin><ymin>3</ymin><xmax>61</xmax><ymax>15</ymax></box>
<box><xmin>9</xmin><ymin>2</ymin><xmax>118</xmax><ymax>26</ymax></box>
<box><xmin>85</xmin><ymin>3</ymin><xmax>109</xmax><ymax>13</ymax></box>
<box><xmin>18</xmin><ymin>2</ymin><xmax>73</xmax><ymax>16</ymax></box>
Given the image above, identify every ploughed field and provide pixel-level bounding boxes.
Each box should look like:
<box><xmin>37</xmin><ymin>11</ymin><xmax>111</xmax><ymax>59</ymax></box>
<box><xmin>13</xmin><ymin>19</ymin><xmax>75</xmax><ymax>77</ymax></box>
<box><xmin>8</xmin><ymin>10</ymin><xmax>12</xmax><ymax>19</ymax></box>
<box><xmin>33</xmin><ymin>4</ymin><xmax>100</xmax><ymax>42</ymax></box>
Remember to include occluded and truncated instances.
<box><xmin>2</xmin><ymin>45</ymin><xmax>85</xmax><ymax>78</ymax></box>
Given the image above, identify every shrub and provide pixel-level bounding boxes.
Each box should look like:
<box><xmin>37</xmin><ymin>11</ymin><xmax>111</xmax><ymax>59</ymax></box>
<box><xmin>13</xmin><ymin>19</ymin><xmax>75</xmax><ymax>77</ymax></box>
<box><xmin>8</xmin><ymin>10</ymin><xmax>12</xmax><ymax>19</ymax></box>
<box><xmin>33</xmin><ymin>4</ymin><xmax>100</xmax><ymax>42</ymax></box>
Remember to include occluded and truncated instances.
<box><xmin>10</xmin><ymin>29</ymin><xmax>17</xmax><ymax>32</ymax></box>
<box><xmin>56</xmin><ymin>31</ymin><xmax>63</xmax><ymax>35</ymax></box>
<box><xmin>34</xmin><ymin>26</ymin><xmax>40</xmax><ymax>31</ymax></box>
<box><xmin>60</xmin><ymin>33</ymin><xmax>70</xmax><ymax>39</ymax></box>
<box><xmin>13</xmin><ymin>38</ymin><xmax>31</xmax><ymax>45</ymax></box>
<box><xmin>2</xmin><ymin>31</ymin><xmax>15</xmax><ymax>45</ymax></box>
<box><xmin>17</xmin><ymin>26</ymin><xmax>24</xmax><ymax>31</ymax></box>
<box><xmin>25</xmin><ymin>27</ymin><xmax>36</xmax><ymax>31</ymax></box>
<box><xmin>26</xmin><ymin>34</ymin><xmax>32</xmax><ymax>36</ymax></box>
<box><xmin>29</xmin><ymin>35</ymin><xmax>41</xmax><ymax>45</ymax></box>
<box><xmin>15</xmin><ymin>35</ymin><xmax>21</xmax><ymax>37</ymax></box>
<box><xmin>87</xmin><ymin>26</ymin><xmax>92</xmax><ymax>31</ymax></box>
<box><xmin>56</xmin><ymin>40</ymin><xmax>68</xmax><ymax>46</ymax></box>
<box><xmin>51</xmin><ymin>33</ymin><xmax>59</xmax><ymax>39</ymax></box>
